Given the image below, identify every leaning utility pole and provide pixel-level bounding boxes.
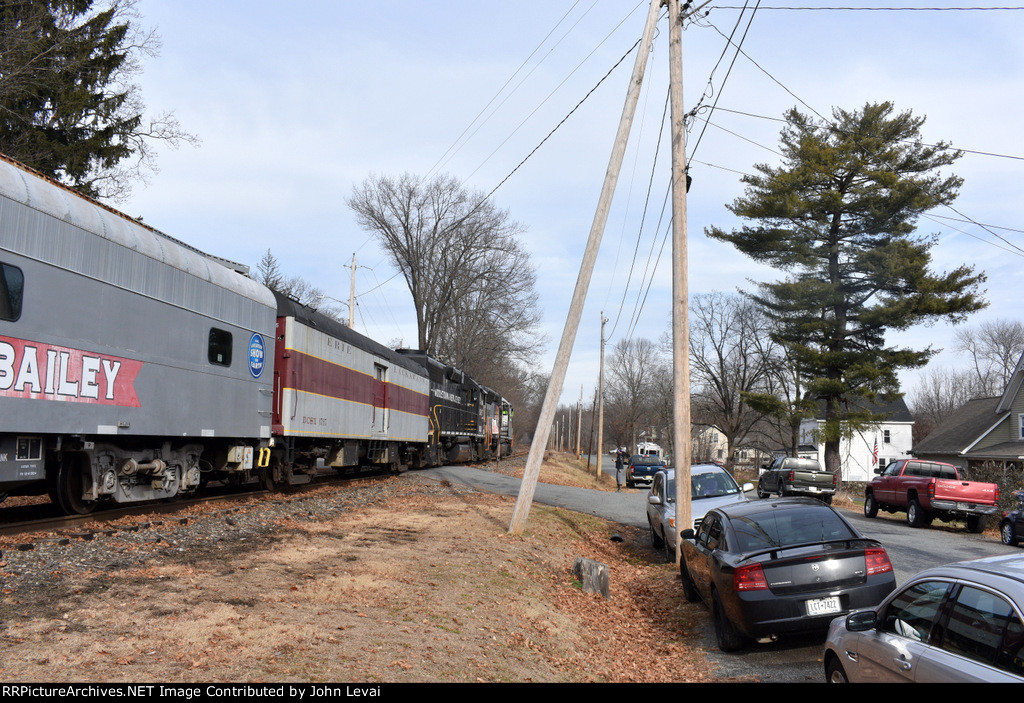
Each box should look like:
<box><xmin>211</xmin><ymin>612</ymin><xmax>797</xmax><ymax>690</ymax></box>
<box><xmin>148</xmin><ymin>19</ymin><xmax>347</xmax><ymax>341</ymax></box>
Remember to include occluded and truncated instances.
<box><xmin>508</xmin><ymin>0</ymin><xmax>662</xmax><ymax>534</ymax></box>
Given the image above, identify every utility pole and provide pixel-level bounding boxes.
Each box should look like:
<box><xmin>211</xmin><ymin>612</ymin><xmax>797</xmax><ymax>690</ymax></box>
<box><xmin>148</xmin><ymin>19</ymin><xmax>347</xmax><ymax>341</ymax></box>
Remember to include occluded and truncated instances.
<box><xmin>508</xmin><ymin>0</ymin><xmax>662</xmax><ymax>534</ymax></box>
<box><xmin>576</xmin><ymin>384</ymin><xmax>583</xmax><ymax>458</ymax></box>
<box><xmin>348</xmin><ymin>253</ymin><xmax>357</xmax><ymax>328</ymax></box>
<box><xmin>586</xmin><ymin>387</ymin><xmax>597</xmax><ymax>471</ymax></box>
<box><xmin>596</xmin><ymin>312</ymin><xmax>608</xmax><ymax>478</ymax></box>
<box><xmin>669</xmin><ymin>0</ymin><xmax>694</xmax><ymax>565</ymax></box>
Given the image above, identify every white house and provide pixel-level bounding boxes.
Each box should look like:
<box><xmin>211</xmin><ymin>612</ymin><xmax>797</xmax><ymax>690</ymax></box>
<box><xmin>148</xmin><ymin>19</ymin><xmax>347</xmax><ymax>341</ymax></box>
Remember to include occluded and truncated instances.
<box><xmin>798</xmin><ymin>397</ymin><xmax>914</xmax><ymax>482</ymax></box>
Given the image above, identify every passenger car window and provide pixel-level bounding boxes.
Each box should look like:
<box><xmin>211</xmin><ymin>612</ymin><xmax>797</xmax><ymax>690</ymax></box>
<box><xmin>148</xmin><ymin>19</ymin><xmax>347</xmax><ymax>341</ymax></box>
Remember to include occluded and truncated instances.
<box><xmin>208</xmin><ymin>328</ymin><xmax>233</xmax><ymax>366</ymax></box>
<box><xmin>880</xmin><ymin>580</ymin><xmax>951</xmax><ymax>643</ymax></box>
<box><xmin>942</xmin><ymin>586</ymin><xmax>1024</xmax><ymax>675</ymax></box>
<box><xmin>706</xmin><ymin>517</ymin><xmax>724</xmax><ymax>551</ymax></box>
<box><xmin>0</xmin><ymin>262</ymin><xmax>23</xmax><ymax>321</ymax></box>
<box><xmin>696</xmin><ymin>516</ymin><xmax>714</xmax><ymax>548</ymax></box>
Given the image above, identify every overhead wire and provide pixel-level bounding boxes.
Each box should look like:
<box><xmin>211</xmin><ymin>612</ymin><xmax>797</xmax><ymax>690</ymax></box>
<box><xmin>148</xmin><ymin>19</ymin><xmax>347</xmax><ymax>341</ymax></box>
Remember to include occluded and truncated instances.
<box><xmin>426</xmin><ymin>0</ymin><xmax>593</xmax><ymax>180</ymax></box>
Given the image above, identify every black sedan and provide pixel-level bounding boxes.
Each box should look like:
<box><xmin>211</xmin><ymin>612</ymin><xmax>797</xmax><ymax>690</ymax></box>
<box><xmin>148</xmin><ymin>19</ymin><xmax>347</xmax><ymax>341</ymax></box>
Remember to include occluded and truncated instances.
<box><xmin>679</xmin><ymin>498</ymin><xmax>897</xmax><ymax>652</ymax></box>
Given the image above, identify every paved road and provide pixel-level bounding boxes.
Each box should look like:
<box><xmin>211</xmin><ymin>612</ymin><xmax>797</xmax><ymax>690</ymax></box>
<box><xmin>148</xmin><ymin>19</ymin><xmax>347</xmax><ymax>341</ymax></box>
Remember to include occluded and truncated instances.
<box><xmin>418</xmin><ymin>453</ymin><xmax>649</xmax><ymax>527</ymax></box>
<box><xmin>414</xmin><ymin>458</ymin><xmax>1023</xmax><ymax>683</ymax></box>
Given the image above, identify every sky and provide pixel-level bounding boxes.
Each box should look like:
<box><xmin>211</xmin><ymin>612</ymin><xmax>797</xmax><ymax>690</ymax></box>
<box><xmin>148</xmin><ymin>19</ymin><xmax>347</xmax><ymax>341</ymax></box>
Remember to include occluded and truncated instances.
<box><xmin>121</xmin><ymin>1</ymin><xmax>1024</xmax><ymax>411</ymax></box>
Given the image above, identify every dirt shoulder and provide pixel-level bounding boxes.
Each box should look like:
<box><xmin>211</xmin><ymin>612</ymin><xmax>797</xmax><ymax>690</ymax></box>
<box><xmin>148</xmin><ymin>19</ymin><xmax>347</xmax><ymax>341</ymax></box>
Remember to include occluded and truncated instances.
<box><xmin>0</xmin><ymin>458</ymin><xmax>734</xmax><ymax>683</ymax></box>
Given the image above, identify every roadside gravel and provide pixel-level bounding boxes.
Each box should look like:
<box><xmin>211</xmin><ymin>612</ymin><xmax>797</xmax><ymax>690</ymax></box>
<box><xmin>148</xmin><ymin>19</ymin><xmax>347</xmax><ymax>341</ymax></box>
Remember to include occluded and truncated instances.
<box><xmin>0</xmin><ymin>466</ymin><xmax>736</xmax><ymax>683</ymax></box>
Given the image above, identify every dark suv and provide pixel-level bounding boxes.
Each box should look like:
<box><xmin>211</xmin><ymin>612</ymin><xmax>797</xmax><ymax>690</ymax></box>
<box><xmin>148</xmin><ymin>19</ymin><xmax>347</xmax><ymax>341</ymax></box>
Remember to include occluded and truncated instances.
<box><xmin>626</xmin><ymin>454</ymin><xmax>666</xmax><ymax>488</ymax></box>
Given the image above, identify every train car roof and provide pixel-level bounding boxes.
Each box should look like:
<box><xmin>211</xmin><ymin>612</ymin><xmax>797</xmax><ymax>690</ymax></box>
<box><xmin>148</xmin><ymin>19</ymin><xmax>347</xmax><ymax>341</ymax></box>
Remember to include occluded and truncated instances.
<box><xmin>273</xmin><ymin>290</ymin><xmax>425</xmax><ymax>376</ymax></box>
<box><xmin>0</xmin><ymin>153</ymin><xmax>275</xmax><ymax>309</ymax></box>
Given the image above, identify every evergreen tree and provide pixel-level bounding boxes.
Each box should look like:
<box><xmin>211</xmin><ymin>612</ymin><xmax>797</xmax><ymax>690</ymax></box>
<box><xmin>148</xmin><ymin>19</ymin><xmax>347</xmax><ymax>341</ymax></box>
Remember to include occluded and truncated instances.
<box><xmin>708</xmin><ymin>102</ymin><xmax>986</xmax><ymax>473</ymax></box>
<box><xmin>0</xmin><ymin>0</ymin><xmax>195</xmax><ymax>200</ymax></box>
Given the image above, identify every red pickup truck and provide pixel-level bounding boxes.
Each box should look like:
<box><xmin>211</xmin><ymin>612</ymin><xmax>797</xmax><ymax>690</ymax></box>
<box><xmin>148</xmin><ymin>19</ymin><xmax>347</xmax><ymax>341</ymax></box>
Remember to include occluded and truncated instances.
<box><xmin>863</xmin><ymin>459</ymin><xmax>999</xmax><ymax>533</ymax></box>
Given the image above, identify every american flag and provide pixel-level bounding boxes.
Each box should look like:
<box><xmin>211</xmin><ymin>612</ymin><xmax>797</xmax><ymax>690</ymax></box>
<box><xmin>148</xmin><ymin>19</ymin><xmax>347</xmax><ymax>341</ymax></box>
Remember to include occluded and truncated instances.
<box><xmin>872</xmin><ymin>437</ymin><xmax>879</xmax><ymax>463</ymax></box>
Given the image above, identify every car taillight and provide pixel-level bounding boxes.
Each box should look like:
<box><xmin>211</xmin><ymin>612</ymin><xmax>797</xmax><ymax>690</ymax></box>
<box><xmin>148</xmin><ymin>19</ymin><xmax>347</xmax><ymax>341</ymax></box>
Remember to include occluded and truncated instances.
<box><xmin>865</xmin><ymin>548</ymin><xmax>893</xmax><ymax>576</ymax></box>
<box><xmin>734</xmin><ymin>563</ymin><xmax>769</xmax><ymax>591</ymax></box>
<box><xmin>832</xmin><ymin>473</ymin><xmax>838</xmax><ymax>486</ymax></box>
<box><xmin>787</xmin><ymin>470</ymin><xmax>794</xmax><ymax>482</ymax></box>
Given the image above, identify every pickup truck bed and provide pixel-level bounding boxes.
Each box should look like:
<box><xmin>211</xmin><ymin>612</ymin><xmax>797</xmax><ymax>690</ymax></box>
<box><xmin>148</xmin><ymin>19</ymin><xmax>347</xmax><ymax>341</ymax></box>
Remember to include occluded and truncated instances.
<box><xmin>758</xmin><ymin>457</ymin><xmax>837</xmax><ymax>503</ymax></box>
<box><xmin>864</xmin><ymin>459</ymin><xmax>999</xmax><ymax>532</ymax></box>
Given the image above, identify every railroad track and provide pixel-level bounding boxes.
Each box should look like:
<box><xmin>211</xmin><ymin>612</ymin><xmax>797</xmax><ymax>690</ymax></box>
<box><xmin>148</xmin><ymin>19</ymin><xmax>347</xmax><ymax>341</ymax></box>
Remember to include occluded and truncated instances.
<box><xmin>0</xmin><ymin>468</ymin><xmax>394</xmax><ymax>541</ymax></box>
<box><xmin>0</xmin><ymin>453</ymin><xmax>525</xmax><ymax>542</ymax></box>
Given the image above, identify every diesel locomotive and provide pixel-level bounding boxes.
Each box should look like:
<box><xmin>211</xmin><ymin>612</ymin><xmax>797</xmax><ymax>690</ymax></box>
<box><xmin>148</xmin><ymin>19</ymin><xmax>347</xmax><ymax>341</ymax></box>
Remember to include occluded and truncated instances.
<box><xmin>0</xmin><ymin>155</ymin><xmax>512</xmax><ymax>514</ymax></box>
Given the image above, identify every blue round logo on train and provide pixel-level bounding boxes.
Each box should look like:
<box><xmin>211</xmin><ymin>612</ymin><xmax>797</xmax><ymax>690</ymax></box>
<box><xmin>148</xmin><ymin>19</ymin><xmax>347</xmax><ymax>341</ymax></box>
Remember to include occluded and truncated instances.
<box><xmin>248</xmin><ymin>333</ymin><xmax>266</xmax><ymax>379</ymax></box>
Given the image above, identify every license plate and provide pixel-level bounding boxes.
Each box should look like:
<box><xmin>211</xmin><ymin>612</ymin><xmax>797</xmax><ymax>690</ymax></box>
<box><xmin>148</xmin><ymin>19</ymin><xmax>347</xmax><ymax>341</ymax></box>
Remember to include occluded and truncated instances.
<box><xmin>806</xmin><ymin>596</ymin><xmax>841</xmax><ymax>616</ymax></box>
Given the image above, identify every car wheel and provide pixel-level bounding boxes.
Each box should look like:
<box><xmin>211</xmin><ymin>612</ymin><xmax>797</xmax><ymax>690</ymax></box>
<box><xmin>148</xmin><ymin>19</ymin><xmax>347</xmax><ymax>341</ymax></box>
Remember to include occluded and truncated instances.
<box><xmin>1001</xmin><ymin>520</ymin><xmax>1020</xmax><ymax>546</ymax></box>
<box><xmin>826</xmin><ymin>657</ymin><xmax>849</xmax><ymax>683</ymax></box>
<box><xmin>649</xmin><ymin>518</ymin><xmax>664</xmax><ymax>549</ymax></box>
<box><xmin>679</xmin><ymin>557</ymin><xmax>700</xmax><ymax>603</ymax></box>
<box><xmin>821</xmin><ymin>494</ymin><xmax>833</xmax><ymax>505</ymax></box>
<box><xmin>907</xmin><ymin>498</ymin><xmax>925</xmax><ymax>528</ymax></box>
<box><xmin>863</xmin><ymin>493</ymin><xmax>878</xmax><ymax>518</ymax></box>
<box><xmin>711</xmin><ymin>591</ymin><xmax>745</xmax><ymax>652</ymax></box>
<box><xmin>663</xmin><ymin>538</ymin><xmax>675</xmax><ymax>564</ymax></box>
<box><xmin>967</xmin><ymin>515</ymin><xmax>987</xmax><ymax>534</ymax></box>
<box><xmin>756</xmin><ymin>481</ymin><xmax>768</xmax><ymax>499</ymax></box>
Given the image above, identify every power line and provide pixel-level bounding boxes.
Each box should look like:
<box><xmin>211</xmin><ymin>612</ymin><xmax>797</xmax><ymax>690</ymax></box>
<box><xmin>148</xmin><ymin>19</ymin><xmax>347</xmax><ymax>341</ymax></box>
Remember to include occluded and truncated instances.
<box><xmin>713</xmin><ymin>5</ymin><xmax>1024</xmax><ymax>10</ymax></box>
<box><xmin>426</xmin><ymin>0</ymin><xmax>591</xmax><ymax>180</ymax></box>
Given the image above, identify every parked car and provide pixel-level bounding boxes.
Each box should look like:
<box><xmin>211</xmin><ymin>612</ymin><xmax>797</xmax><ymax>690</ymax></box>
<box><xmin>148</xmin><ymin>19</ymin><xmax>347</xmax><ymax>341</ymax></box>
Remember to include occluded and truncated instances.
<box><xmin>864</xmin><ymin>458</ymin><xmax>999</xmax><ymax>532</ymax></box>
<box><xmin>626</xmin><ymin>454</ymin><xmax>666</xmax><ymax>488</ymax></box>
<box><xmin>1000</xmin><ymin>491</ymin><xmax>1024</xmax><ymax>546</ymax></box>
<box><xmin>757</xmin><ymin>456</ymin><xmax>837</xmax><ymax>503</ymax></box>
<box><xmin>823</xmin><ymin>553</ymin><xmax>1024</xmax><ymax>682</ymax></box>
<box><xmin>646</xmin><ymin>464</ymin><xmax>753</xmax><ymax>557</ymax></box>
<box><xmin>679</xmin><ymin>498</ymin><xmax>897</xmax><ymax>652</ymax></box>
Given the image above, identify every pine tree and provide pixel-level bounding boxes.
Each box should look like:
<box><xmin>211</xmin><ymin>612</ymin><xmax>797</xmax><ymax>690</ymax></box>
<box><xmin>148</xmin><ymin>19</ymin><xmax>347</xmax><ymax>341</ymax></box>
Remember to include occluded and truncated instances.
<box><xmin>0</xmin><ymin>0</ymin><xmax>196</xmax><ymax>200</ymax></box>
<box><xmin>708</xmin><ymin>102</ymin><xmax>986</xmax><ymax>473</ymax></box>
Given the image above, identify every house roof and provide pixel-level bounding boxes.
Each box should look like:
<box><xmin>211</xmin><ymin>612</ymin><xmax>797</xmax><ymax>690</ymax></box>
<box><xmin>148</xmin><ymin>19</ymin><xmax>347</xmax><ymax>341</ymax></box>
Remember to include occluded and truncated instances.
<box><xmin>806</xmin><ymin>395</ymin><xmax>914</xmax><ymax>423</ymax></box>
<box><xmin>964</xmin><ymin>440</ymin><xmax>1024</xmax><ymax>461</ymax></box>
<box><xmin>912</xmin><ymin>396</ymin><xmax>1004</xmax><ymax>457</ymax></box>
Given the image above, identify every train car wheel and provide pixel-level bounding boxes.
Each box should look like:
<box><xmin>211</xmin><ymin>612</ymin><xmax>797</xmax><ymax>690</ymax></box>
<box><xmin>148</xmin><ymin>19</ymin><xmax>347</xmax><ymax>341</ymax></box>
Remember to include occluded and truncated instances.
<box><xmin>55</xmin><ymin>455</ymin><xmax>96</xmax><ymax>515</ymax></box>
<box><xmin>259</xmin><ymin>457</ymin><xmax>281</xmax><ymax>491</ymax></box>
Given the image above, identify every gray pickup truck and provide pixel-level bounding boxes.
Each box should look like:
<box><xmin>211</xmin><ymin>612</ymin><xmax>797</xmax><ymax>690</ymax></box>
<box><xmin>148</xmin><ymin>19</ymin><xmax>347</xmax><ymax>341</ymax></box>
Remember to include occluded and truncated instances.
<box><xmin>757</xmin><ymin>456</ymin><xmax>837</xmax><ymax>504</ymax></box>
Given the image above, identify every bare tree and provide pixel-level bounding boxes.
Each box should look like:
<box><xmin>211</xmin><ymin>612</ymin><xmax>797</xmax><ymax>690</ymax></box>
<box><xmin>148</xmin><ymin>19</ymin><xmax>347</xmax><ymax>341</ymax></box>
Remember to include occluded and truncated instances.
<box><xmin>954</xmin><ymin>319</ymin><xmax>1024</xmax><ymax>396</ymax></box>
<box><xmin>908</xmin><ymin>367</ymin><xmax>989</xmax><ymax>443</ymax></box>
<box><xmin>253</xmin><ymin>249</ymin><xmax>344</xmax><ymax>320</ymax></box>
<box><xmin>431</xmin><ymin>238</ymin><xmax>545</xmax><ymax>374</ymax></box>
<box><xmin>605</xmin><ymin>338</ymin><xmax>664</xmax><ymax>451</ymax></box>
<box><xmin>689</xmin><ymin>292</ymin><xmax>776</xmax><ymax>470</ymax></box>
<box><xmin>255</xmin><ymin>248</ymin><xmax>283</xmax><ymax>290</ymax></box>
<box><xmin>347</xmin><ymin>173</ymin><xmax>540</xmax><ymax>365</ymax></box>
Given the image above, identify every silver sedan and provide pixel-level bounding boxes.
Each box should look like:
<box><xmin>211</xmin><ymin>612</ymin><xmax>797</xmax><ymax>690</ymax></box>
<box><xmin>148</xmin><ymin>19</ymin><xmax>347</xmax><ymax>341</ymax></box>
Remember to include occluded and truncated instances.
<box><xmin>824</xmin><ymin>553</ymin><xmax>1024</xmax><ymax>682</ymax></box>
<box><xmin>646</xmin><ymin>464</ymin><xmax>753</xmax><ymax>556</ymax></box>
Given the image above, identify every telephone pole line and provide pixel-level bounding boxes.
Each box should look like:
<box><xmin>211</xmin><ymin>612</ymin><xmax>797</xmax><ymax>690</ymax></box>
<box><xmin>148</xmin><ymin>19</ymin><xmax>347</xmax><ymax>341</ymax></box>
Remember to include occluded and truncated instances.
<box><xmin>669</xmin><ymin>0</ymin><xmax>695</xmax><ymax>564</ymax></box>
<box><xmin>508</xmin><ymin>0</ymin><xmax>661</xmax><ymax>534</ymax></box>
<box><xmin>596</xmin><ymin>312</ymin><xmax>608</xmax><ymax>478</ymax></box>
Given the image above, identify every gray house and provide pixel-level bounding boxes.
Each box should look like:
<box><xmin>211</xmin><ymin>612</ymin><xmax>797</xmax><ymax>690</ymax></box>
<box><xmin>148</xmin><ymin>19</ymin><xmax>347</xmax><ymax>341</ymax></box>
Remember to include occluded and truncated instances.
<box><xmin>913</xmin><ymin>354</ymin><xmax>1024</xmax><ymax>472</ymax></box>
